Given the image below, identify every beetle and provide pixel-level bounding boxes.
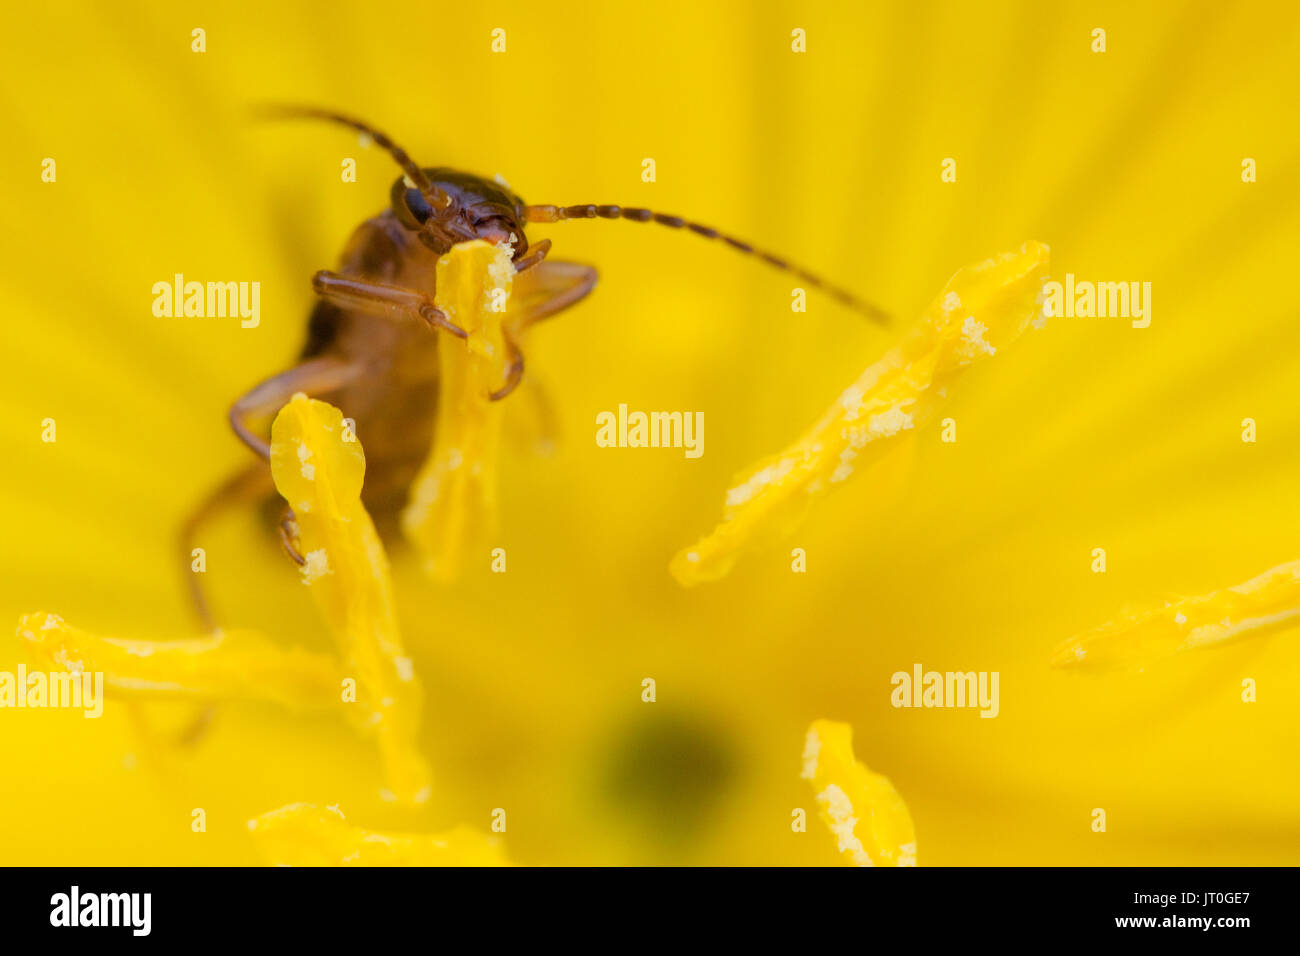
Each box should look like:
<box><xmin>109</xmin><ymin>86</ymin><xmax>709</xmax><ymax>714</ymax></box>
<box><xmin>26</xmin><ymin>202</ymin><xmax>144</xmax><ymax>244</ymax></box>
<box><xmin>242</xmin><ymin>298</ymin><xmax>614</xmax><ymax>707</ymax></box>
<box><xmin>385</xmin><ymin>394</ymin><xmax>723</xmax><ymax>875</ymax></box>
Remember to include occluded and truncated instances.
<box><xmin>182</xmin><ymin>107</ymin><xmax>888</xmax><ymax>629</ymax></box>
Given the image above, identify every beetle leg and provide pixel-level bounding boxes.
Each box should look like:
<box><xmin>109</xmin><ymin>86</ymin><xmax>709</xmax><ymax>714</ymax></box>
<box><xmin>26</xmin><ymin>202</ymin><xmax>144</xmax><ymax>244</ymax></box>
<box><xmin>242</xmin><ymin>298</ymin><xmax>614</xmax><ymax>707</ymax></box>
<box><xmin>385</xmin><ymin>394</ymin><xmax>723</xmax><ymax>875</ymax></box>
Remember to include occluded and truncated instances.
<box><xmin>180</xmin><ymin>463</ymin><xmax>276</xmax><ymax>632</ymax></box>
<box><xmin>171</xmin><ymin>465</ymin><xmax>271</xmax><ymax>749</ymax></box>
<box><xmin>486</xmin><ymin>261</ymin><xmax>598</xmax><ymax>402</ymax></box>
<box><xmin>229</xmin><ymin>356</ymin><xmax>362</xmax><ymax>460</ymax></box>
<box><xmin>278</xmin><ymin>507</ymin><xmax>307</xmax><ymax>566</ymax></box>
<box><xmin>312</xmin><ymin>270</ymin><xmax>469</xmax><ymax>339</ymax></box>
<box><xmin>489</xmin><ymin>328</ymin><xmax>525</xmax><ymax>401</ymax></box>
<box><xmin>508</xmin><ymin>260</ymin><xmax>598</xmax><ymax>330</ymax></box>
<box><xmin>512</xmin><ymin>237</ymin><xmax>551</xmax><ymax>274</ymax></box>
<box><xmin>175</xmin><ymin>706</ymin><xmax>216</xmax><ymax>747</ymax></box>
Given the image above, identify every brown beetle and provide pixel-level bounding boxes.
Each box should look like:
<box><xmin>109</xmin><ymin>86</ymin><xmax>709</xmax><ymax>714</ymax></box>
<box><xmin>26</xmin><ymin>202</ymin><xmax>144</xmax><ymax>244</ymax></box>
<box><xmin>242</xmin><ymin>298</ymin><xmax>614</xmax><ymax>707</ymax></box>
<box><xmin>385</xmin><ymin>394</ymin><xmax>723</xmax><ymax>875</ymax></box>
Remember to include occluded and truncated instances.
<box><xmin>182</xmin><ymin>107</ymin><xmax>888</xmax><ymax>629</ymax></box>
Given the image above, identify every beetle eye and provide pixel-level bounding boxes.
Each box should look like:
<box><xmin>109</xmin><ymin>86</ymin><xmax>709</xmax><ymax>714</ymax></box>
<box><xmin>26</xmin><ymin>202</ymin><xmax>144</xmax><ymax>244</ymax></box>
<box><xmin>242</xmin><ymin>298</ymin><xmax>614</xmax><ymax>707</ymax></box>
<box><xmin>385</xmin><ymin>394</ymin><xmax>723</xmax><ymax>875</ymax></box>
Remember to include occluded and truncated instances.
<box><xmin>404</xmin><ymin>188</ymin><xmax>433</xmax><ymax>224</ymax></box>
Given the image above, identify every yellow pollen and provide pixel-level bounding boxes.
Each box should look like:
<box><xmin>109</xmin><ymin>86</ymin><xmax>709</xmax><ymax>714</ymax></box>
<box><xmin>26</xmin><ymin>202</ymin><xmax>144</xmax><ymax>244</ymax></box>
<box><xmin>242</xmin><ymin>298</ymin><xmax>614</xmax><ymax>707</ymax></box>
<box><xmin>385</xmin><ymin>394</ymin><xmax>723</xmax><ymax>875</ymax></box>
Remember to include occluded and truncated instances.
<box><xmin>1052</xmin><ymin>557</ymin><xmax>1300</xmax><ymax>671</ymax></box>
<box><xmin>802</xmin><ymin>719</ymin><xmax>916</xmax><ymax>867</ymax></box>
<box><xmin>269</xmin><ymin>393</ymin><xmax>432</xmax><ymax>805</ymax></box>
<box><xmin>671</xmin><ymin>241</ymin><xmax>1051</xmax><ymax>586</ymax></box>
<box><xmin>246</xmin><ymin>803</ymin><xmax>508</xmax><ymax>866</ymax></box>
<box><xmin>15</xmin><ymin>611</ymin><xmax>342</xmax><ymax>710</ymax></box>
<box><xmin>401</xmin><ymin>240</ymin><xmax>516</xmax><ymax>582</ymax></box>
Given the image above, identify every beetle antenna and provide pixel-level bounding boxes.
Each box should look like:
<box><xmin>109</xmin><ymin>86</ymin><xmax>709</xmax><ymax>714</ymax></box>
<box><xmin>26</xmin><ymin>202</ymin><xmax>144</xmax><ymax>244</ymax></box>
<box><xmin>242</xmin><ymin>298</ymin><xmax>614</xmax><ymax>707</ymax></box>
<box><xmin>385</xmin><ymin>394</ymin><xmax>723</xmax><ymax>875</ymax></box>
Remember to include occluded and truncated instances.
<box><xmin>257</xmin><ymin>106</ymin><xmax>452</xmax><ymax>212</ymax></box>
<box><xmin>524</xmin><ymin>203</ymin><xmax>889</xmax><ymax>324</ymax></box>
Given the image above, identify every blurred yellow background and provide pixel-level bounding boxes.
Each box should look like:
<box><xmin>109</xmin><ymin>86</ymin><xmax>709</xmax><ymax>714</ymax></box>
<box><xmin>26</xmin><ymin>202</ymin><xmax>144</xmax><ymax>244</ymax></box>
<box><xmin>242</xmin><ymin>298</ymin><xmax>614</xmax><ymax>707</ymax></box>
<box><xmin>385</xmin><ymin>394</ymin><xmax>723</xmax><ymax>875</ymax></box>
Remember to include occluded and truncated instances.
<box><xmin>1</xmin><ymin>0</ymin><xmax>1298</xmax><ymax>865</ymax></box>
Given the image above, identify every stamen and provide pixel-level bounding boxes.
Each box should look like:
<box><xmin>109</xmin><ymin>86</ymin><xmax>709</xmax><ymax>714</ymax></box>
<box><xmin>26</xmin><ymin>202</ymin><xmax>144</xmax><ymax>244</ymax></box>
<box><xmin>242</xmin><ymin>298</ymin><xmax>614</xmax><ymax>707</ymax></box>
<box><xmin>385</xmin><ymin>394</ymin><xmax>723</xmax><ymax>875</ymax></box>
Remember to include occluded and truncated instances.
<box><xmin>401</xmin><ymin>240</ymin><xmax>516</xmax><ymax>582</ymax></box>
<box><xmin>801</xmin><ymin>720</ymin><xmax>916</xmax><ymax>867</ymax></box>
<box><xmin>247</xmin><ymin>803</ymin><xmax>508</xmax><ymax>866</ymax></box>
<box><xmin>16</xmin><ymin>611</ymin><xmax>341</xmax><ymax>710</ymax></box>
<box><xmin>1052</xmin><ymin>558</ymin><xmax>1300</xmax><ymax>671</ymax></box>
<box><xmin>671</xmin><ymin>241</ymin><xmax>1051</xmax><ymax>586</ymax></box>
<box><xmin>269</xmin><ymin>394</ymin><xmax>432</xmax><ymax>805</ymax></box>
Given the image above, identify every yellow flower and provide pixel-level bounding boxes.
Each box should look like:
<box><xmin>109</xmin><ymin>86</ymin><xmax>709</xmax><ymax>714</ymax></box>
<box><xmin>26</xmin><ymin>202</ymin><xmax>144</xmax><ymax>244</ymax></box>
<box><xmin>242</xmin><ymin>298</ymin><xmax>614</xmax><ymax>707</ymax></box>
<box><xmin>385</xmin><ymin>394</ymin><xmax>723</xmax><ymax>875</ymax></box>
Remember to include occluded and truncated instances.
<box><xmin>4</xmin><ymin>0</ymin><xmax>1300</xmax><ymax>866</ymax></box>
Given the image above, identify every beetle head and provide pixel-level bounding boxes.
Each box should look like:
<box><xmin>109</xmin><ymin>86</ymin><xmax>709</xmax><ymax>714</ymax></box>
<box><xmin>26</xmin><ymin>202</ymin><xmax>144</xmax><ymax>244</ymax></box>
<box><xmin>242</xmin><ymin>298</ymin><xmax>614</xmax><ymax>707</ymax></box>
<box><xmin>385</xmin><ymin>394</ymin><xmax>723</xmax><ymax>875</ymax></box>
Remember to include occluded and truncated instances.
<box><xmin>390</xmin><ymin>169</ymin><xmax>529</xmax><ymax>260</ymax></box>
